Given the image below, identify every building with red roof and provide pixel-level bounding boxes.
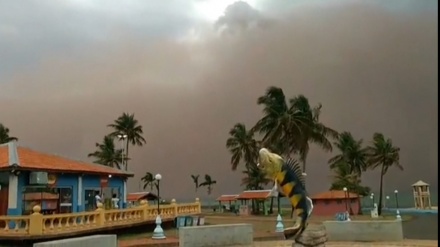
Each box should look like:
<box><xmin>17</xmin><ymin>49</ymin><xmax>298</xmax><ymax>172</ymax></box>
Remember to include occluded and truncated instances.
<box><xmin>310</xmin><ymin>190</ymin><xmax>361</xmax><ymax>216</ymax></box>
<box><xmin>0</xmin><ymin>141</ymin><xmax>133</xmax><ymax>216</ymax></box>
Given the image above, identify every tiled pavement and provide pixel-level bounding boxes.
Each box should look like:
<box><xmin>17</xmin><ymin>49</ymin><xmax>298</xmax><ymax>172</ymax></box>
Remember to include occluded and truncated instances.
<box><xmin>119</xmin><ymin>239</ymin><xmax>438</xmax><ymax>247</ymax></box>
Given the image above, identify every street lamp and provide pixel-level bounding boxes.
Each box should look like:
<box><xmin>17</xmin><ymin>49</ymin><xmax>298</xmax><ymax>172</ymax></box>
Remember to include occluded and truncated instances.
<box><xmin>385</xmin><ymin>196</ymin><xmax>390</xmax><ymax>208</ymax></box>
<box><xmin>370</xmin><ymin>193</ymin><xmax>375</xmax><ymax>207</ymax></box>
<box><xmin>117</xmin><ymin>134</ymin><xmax>128</xmax><ymax>170</ymax></box>
<box><xmin>394</xmin><ymin>190</ymin><xmax>401</xmax><ymax>220</ymax></box>
<box><xmin>155</xmin><ymin>173</ymin><xmax>162</xmax><ymax>214</ymax></box>
<box><xmin>152</xmin><ymin>173</ymin><xmax>165</xmax><ymax>240</ymax></box>
<box><xmin>343</xmin><ymin>187</ymin><xmax>348</xmax><ymax>212</ymax></box>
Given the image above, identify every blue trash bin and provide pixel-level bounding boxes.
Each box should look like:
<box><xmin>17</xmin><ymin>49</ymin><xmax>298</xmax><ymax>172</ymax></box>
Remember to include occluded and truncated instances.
<box><xmin>185</xmin><ymin>216</ymin><xmax>193</xmax><ymax>226</ymax></box>
<box><xmin>192</xmin><ymin>215</ymin><xmax>199</xmax><ymax>226</ymax></box>
<box><xmin>176</xmin><ymin>216</ymin><xmax>187</xmax><ymax>229</ymax></box>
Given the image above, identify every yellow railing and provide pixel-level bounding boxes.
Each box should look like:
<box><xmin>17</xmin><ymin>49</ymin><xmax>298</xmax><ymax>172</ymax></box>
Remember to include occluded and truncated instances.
<box><xmin>0</xmin><ymin>198</ymin><xmax>201</xmax><ymax>237</ymax></box>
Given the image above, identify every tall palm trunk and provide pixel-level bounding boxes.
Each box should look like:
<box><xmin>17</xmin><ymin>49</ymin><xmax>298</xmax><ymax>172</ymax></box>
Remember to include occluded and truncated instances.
<box><xmin>125</xmin><ymin>141</ymin><xmax>130</xmax><ymax>171</ymax></box>
<box><xmin>378</xmin><ymin>164</ymin><xmax>385</xmax><ymax>216</ymax></box>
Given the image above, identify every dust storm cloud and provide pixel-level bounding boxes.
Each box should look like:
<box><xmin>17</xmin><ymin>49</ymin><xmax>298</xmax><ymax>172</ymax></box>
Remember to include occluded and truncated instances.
<box><xmin>0</xmin><ymin>0</ymin><xmax>437</xmax><ymax>199</ymax></box>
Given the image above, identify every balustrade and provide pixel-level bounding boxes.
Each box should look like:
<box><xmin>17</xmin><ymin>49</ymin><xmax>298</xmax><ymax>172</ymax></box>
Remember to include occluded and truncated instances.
<box><xmin>0</xmin><ymin>198</ymin><xmax>201</xmax><ymax>237</ymax></box>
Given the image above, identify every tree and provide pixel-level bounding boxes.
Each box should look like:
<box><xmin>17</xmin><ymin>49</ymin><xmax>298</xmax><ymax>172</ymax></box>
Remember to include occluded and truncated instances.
<box><xmin>253</xmin><ymin>87</ymin><xmax>337</xmax><ymax>172</ymax></box>
<box><xmin>0</xmin><ymin>123</ymin><xmax>18</xmax><ymax>144</ymax></box>
<box><xmin>108</xmin><ymin>112</ymin><xmax>146</xmax><ymax>170</ymax></box>
<box><xmin>88</xmin><ymin>135</ymin><xmax>123</xmax><ymax>169</ymax></box>
<box><xmin>226</xmin><ymin>123</ymin><xmax>259</xmax><ymax>171</ymax></box>
<box><xmin>240</xmin><ymin>163</ymin><xmax>271</xmax><ymax>190</ymax></box>
<box><xmin>191</xmin><ymin>174</ymin><xmax>200</xmax><ymax>193</ymax></box>
<box><xmin>328</xmin><ymin>132</ymin><xmax>368</xmax><ymax>175</ymax></box>
<box><xmin>367</xmin><ymin>132</ymin><xmax>402</xmax><ymax>216</ymax></box>
<box><xmin>329</xmin><ymin>162</ymin><xmax>371</xmax><ymax>196</ymax></box>
<box><xmin>290</xmin><ymin>96</ymin><xmax>338</xmax><ymax>171</ymax></box>
<box><xmin>199</xmin><ymin>174</ymin><xmax>217</xmax><ymax>196</ymax></box>
<box><xmin>141</xmin><ymin>172</ymin><xmax>155</xmax><ymax>192</ymax></box>
<box><xmin>329</xmin><ymin>132</ymin><xmax>370</xmax><ymax>214</ymax></box>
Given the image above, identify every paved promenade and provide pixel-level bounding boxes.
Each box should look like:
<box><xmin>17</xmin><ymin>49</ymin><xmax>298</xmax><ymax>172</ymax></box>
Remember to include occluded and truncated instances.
<box><xmin>119</xmin><ymin>239</ymin><xmax>438</xmax><ymax>247</ymax></box>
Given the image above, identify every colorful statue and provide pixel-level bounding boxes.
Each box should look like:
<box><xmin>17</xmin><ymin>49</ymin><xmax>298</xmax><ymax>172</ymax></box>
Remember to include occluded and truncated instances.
<box><xmin>257</xmin><ymin>148</ymin><xmax>313</xmax><ymax>240</ymax></box>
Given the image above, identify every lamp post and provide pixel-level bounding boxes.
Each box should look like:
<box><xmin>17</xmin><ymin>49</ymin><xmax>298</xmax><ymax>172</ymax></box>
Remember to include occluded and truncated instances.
<box><xmin>385</xmin><ymin>196</ymin><xmax>390</xmax><ymax>209</ymax></box>
<box><xmin>117</xmin><ymin>134</ymin><xmax>128</xmax><ymax>170</ymax></box>
<box><xmin>394</xmin><ymin>190</ymin><xmax>401</xmax><ymax>220</ymax></box>
<box><xmin>343</xmin><ymin>187</ymin><xmax>348</xmax><ymax>211</ymax></box>
<box><xmin>152</xmin><ymin>173</ymin><xmax>165</xmax><ymax>239</ymax></box>
<box><xmin>370</xmin><ymin>193</ymin><xmax>375</xmax><ymax>207</ymax></box>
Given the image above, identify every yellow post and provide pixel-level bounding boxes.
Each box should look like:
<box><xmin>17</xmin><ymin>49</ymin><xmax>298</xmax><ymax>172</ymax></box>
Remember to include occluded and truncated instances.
<box><xmin>171</xmin><ymin>199</ymin><xmax>177</xmax><ymax>216</ymax></box>
<box><xmin>195</xmin><ymin>198</ymin><xmax>201</xmax><ymax>213</ymax></box>
<box><xmin>140</xmin><ymin>200</ymin><xmax>149</xmax><ymax>220</ymax></box>
<box><xmin>95</xmin><ymin>202</ymin><xmax>105</xmax><ymax>226</ymax></box>
<box><xmin>29</xmin><ymin>205</ymin><xmax>43</xmax><ymax>235</ymax></box>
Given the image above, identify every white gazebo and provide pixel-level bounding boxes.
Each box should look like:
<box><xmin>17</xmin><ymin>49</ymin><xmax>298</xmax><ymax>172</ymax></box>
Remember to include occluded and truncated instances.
<box><xmin>412</xmin><ymin>180</ymin><xmax>432</xmax><ymax>209</ymax></box>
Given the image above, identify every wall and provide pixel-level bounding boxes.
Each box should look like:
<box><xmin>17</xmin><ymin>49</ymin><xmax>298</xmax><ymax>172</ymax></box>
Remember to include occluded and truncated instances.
<box><xmin>7</xmin><ymin>173</ymin><xmax>25</xmax><ymax>215</ymax></box>
<box><xmin>81</xmin><ymin>175</ymin><xmax>125</xmax><ymax>211</ymax></box>
<box><xmin>7</xmin><ymin>172</ymin><xmax>126</xmax><ymax>215</ymax></box>
<box><xmin>313</xmin><ymin>198</ymin><xmax>360</xmax><ymax>216</ymax></box>
<box><xmin>33</xmin><ymin>234</ymin><xmax>117</xmax><ymax>247</ymax></box>
<box><xmin>179</xmin><ymin>224</ymin><xmax>253</xmax><ymax>247</ymax></box>
<box><xmin>324</xmin><ymin>220</ymin><xmax>404</xmax><ymax>241</ymax></box>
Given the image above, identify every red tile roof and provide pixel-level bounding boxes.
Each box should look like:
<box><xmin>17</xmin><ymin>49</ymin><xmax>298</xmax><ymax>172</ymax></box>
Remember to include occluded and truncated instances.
<box><xmin>127</xmin><ymin>192</ymin><xmax>158</xmax><ymax>201</ymax></box>
<box><xmin>236</xmin><ymin>190</ymin><xmax>274</xmax><ymax>200</ymax></box>
<box><xmin>311</xmin><ymin>190</ymin><xmax>359</xmax><ymax>200</ymax></box>
<box><xmin>0</xmin><ymin>143</ymin><xmax>133</xmax><ymax>177</ymax></box>
<box><xmin>216</xmin><ymin>194</ymin><xmax>238</xmax><ymax>202</ymax></box>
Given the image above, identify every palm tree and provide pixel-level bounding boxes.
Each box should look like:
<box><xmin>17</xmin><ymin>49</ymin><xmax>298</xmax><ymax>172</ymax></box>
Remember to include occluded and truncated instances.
<box><xmin>329</xmin><ymin>162</ymin><xmax>367</xmax><ymax>215</ymax></box>
<box><xmin>241</xmin><ymin>163</ymin><xmax>271</xmax><ymax>190</ymax></box>
<box><xmin>240</xmin><ymin>163</ymin><xmax>272</xmax><ymax>214</ymax></box>
<box><xmin>108</xmin><ymin>112</ymin><xmax>146</xmax><ymax>170</ymax></box>
<box><xmin>290</xmin><ymin>96</ymin><xmax>338</xmax><ymax>171</ymax></box>
<box><xmin>199</xmin><ymin>174</ymin><xmax>217</xmax><ymax>196</ymax></box>
<box><xmin>0</xmin><ymin>123</ymin><xmax>18</xmax><ymax>144</ymax></box>
<box><xmin>328</xmin><ymin>132</ymin><xmax>368</xmax><ymax>175</ymax></box>
<box><xmin>191</xmin><ymin>174</ymin><xmax>200</xmax><ymax>195</ymax></box>
<box><xmin>367</xmin><ymin>132</ymin><xmax>402</xmax><ymax>216</ymax></box>
<box><xmin>253</xmin><ymin>86</ymin><xmax>301</xmax><ymax>156</ymax></box>
<box><xmin>88</xmin><ymin>135</ymin><xmax>123</xmax><ymax>169</ymax></box>
<box><xmin>253</xmin><ymin>87</ymin><xmax>337</xmax><ymax>172</ymax></box>
<box><xmin>141</xmin><ymin>172</ymin><xmax>155</xmax><ymax>192</ymax></box>
<box><xmin>329</xmin><ymin>132</ymin><xmax>370</xmax><ymax>214</ymax></box>
<box><xmin>225</xmin><ymin>123</ymin><xmax>259</xmax><ymax>171</ymax></box>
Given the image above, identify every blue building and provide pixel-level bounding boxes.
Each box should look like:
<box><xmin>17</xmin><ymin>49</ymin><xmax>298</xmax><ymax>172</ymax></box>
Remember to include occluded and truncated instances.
<box><xmin>0</xmin><ymin>141</ymin><xmax>133</xmax><ymax>216</ymax></box>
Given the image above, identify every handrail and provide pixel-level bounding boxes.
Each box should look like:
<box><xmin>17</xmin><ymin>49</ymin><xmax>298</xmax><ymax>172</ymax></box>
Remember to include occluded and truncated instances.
<box><xmin>0</xmin><ymin>198</ymin><xmax>201</xmax><ymax>236</ymax></box>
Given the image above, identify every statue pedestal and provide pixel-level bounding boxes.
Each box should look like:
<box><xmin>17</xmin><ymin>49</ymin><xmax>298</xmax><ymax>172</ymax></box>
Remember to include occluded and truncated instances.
<box><xmin>292</xmin><ymin>225</ymin><xmax>327</xmax><ymax>247</ymax></box>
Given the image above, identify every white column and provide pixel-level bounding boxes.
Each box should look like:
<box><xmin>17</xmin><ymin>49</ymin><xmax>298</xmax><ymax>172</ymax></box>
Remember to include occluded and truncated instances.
<box><xmin>123</xmin><ymin>180</ymin><xmax>127</xmax><ymax>203</ymax></box>
<box><xmin>78</xmin><ymin>176</ymin><xmax>83</xmax><ymax>206</ymax></box>
<box><xmin>8</xmin><ymin>174</ymin><xmax>18</xmax><ymax>209</ymax></box>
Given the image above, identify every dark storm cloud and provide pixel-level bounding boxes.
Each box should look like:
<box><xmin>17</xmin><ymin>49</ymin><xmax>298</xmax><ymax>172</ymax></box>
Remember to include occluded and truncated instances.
<box><xmin>0</xmin><ymin>0</ymin><xmax>437</xmax><ymax>200</ymax></box>
<box><xmin>215</xmin><ymin>1</ymin><xmax>270</xmax><ymax>34</ymax></box>
<box><xmin>0</xmin><ymin>0</ymin><xmax>196</xmax><ymax>77</ymax></box>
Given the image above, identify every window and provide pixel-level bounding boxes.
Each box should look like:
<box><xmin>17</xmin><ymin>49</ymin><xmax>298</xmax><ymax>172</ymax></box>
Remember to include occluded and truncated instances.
<box><xmin>59</xmin><ymin>188</ymin><xmax>73</xmax><ymax>213</ymax></box>
<box><xmin>22</xmin><ymin>186</ymin><xmax>73</xmax><ymax>215</ymax></box>
<box><xmin>336</xmin><ymin>199</ymin><xmax>342</xmax><ymax>204</ymax></box>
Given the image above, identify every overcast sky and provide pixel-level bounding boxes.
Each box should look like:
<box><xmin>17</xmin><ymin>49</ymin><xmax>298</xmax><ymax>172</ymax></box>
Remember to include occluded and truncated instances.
<box><xmin>0</xmin><ymin>0</ymin><xmax>437</xmax><ymax>200</ymax></box>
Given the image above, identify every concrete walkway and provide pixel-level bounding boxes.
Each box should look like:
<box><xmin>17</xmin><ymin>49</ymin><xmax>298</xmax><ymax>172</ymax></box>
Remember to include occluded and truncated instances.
<box><xmin>119</xmin><ymin>239</ymin><xmax>438</xmax><ymax>247</ymax></box>
<box><xmin>232</xmin><ymin>240</ymin><xmax>438</xmax><ymax>247</ymax></box>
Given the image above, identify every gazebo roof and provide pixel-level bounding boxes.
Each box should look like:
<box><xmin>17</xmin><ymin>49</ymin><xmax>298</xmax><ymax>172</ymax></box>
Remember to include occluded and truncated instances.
<box><xmin>216</xmin><ymin>194</ymin><xmax>239</xmax><ymax>202</ymax></box>
<box><xmin>412</xmin><ymin>180</ymin><xmax>429</xmax><ymax>187</ymax></box>
<box><xmin>236</xmin><ymin>190</ymin><xmax>276</xmax><ymax>200</ymax></box>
